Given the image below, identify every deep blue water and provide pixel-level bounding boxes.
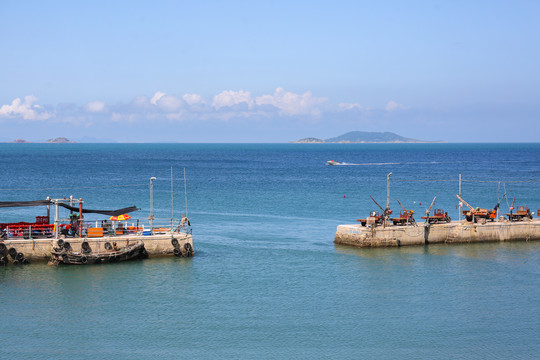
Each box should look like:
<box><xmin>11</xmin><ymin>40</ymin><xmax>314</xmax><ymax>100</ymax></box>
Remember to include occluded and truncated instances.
<box><xmin>0</xmin><ymin>143</ymin><xmax>539</xmax><ymax>359</ymax></box>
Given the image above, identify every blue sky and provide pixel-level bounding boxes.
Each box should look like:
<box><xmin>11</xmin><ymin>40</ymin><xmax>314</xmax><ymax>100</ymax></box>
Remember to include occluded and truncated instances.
<box><xmin>1</xmin><ymin>0</ymin><xmax>539</xmax><ymax>142</ymax></box>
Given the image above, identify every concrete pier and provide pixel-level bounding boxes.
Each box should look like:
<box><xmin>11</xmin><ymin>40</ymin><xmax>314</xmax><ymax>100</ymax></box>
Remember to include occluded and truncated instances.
<box><xmin>334</xmin><ymin>219</ymin><xmax>540</xmax><ymax>248</ymax></box>
<box><xmin>1</xmin><ymin>232</ymin><xmax>193</xmax><ymax>262</ymax></box>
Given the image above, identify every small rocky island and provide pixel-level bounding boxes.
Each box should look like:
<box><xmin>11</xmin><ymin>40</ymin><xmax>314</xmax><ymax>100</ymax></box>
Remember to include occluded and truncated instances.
<box><xmin>7</xmin><ymin>137</ymin><xmax>76</xmax><ymax>143</ymax></box>
<box><xmin>296</xmin><ymin>131</ymin><xmax>441</xmax><ymax>143</ymax></box>
<box><xmin>295</xmin><ymin>137</ymin><xmax>325</xmax><ymax>143</ymax></box>
<box><xmin>46</xmin><ymin>137</ymin><xmax>76</xmax><ymax>143</ymax></box>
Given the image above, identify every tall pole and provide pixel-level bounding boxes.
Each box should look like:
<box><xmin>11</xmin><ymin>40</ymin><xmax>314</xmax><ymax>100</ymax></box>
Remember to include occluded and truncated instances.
<box><xmin>184</xmin><ymin>168</ymin><xmax>188</xmax><ymax>218</ymax></box>
<box><xmin>386</xmin><ymin>172</ymin><xmax>392</xmax><ymax>213</ymax></box>
<box><xmin>149</xmin><ymin>177</ymin><xmax>156</xmax><ymax>228</ymax></box>
<box><xmin>458</xmin><ymin>173</ymin><xmax>462</xmax><ymax>222</ymax></box>
<box><xmin>78</xmin><ymin>198</ymin><xmax>83</xmax><ymax>238</ymax></box>
<box><xmin>54</xmin><ymin>201</ymin><xmax>59</xmax><ymax>239</ymax></box>
<box><xmin>46</xmin><ymin>196</ymin><xmax>50</xmax><ymax>224</ymax></box>
<box><xmin>171</xmin><ymin>167</ymin><xmax>174</xmax><ymax>228</ymax></box>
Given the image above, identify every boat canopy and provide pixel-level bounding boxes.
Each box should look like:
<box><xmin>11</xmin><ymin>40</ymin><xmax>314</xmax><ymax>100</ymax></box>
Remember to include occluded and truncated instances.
<box><xmin>0</xmin><ymin>200</ymin><xmax>139</xmax><ymax>216</ymax></box>
<box><xmin>0</xmin><ymin>200</ymin><xmax>51</xmax><ymax>208</ymax></box>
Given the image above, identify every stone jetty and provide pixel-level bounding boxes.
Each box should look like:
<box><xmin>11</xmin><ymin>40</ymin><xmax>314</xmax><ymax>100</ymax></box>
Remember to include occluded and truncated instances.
<box><xmin>334</xmin><ymin>219</ymin><xmax>540</xmax><ymax>248</ymax></box>
<box><xmin>1</xmin><ymin>232</ymin><xmax>193</xmax><ymax>262</ymax></box>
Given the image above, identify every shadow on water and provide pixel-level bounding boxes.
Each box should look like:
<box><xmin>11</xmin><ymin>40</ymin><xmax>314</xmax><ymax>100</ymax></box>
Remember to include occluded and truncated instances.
<box><xmin>334</xmin><ymin>241</ymin><xmax>540</xmax><ymax>266</ymax></box>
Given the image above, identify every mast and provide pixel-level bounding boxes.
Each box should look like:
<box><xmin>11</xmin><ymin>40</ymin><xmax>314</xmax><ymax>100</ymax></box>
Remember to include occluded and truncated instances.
<box><xmin>386</xmin><ymin>172</ymin><xmax>392</xmax><ymax>214</ymax></box>
<box><xmin>184</xmin><ymin>168</ymin><xmax>188</xmax><ymax>218</ymax></box>
<box><xmin>458</xmin><ymin>173</ymin><xmax>462</xmax><ymax>221</ymax></box>
<box><xmin>78</xmin><ymin>198</ymin><xmax>83</xmax><ymax>238</ymax></box>
<box><xmin>46</xmin><ymin>196</ymin><xmax>50</xmax><ymax>223</ymax></box>
<box><xmin>149</xmin><ymin>177</ymin><xmax>156</xmax><ymax>229</ymax></box>
<box><xmin>171</xmin><ymin>167</ymin><xmax>174</xmax><ymax>228</ymax></box>
<box><xmin>54</xmin><ymin>200</ymin><xmax>59</xmax><ymax>238</ymax></box>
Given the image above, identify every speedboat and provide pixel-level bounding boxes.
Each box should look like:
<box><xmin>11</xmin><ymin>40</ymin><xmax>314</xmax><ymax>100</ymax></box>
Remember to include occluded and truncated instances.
<box><xmin>327</xmin><ymin>160</ymin><xmax>341</xmax><ymax>166</ymax></box>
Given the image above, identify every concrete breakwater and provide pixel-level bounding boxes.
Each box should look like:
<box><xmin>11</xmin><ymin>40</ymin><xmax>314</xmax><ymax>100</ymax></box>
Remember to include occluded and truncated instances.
<box><xmin>1</xmin><ymin>232</ymin><xmax>193</xmax><ymax>262</ymax></box>
<box><xmin>334</xmin><ymin>219</ymin><xmax>540</xmax><ymax>248</ymax></box>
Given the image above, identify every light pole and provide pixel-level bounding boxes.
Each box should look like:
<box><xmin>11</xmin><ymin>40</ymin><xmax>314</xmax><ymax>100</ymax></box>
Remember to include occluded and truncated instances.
<box><xmin>149</xmin><ymin>177</ymin><xmax>156</xmax><ymax>229</ymax></box>
<box><xmin>386</xmin><ymin>172</ymin><xmax>392</xmax><ymax>213</ymax></box>
<box><xmin>458</xmin><ymin>173</ymin><xmax>462</xmax><ymax>222</ymax></box>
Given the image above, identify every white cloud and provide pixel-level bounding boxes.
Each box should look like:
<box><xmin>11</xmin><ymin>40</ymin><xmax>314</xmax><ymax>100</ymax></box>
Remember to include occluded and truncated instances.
<box><xmin>155</xmin><ymin>94</ymin><xmax>183</xmax><ymax>112</ymax></box>
<box><xmin>0</xmin><ymin>95</ymin><xmax>53</xmax><ymax>120</ymax></box>
<box><xmin>1</xmin><ymin>89</ymin><xmax>401</xmax><ymax>127</ymax></box>
<box><xmin>150</xmin><ymin>91</ymin><xmax>166</xmax><ymax>105</ymax></box>
<box><xmin>385</xmin><ymin>100</ymin><xmax>410</xmax><ymax>112</ymax></box>
<box><xmin>338</xmin><ymin>102</ymin><xmax>363</xmax><ymax>111</ymax></box>
<box><xmin>255</xmin><ymin>87</ymin><xmax>327</xmax><ymax>116</ymax></box>
<box><xmin>183</xmin><ymin>93</ymin><xmax>204</xmax><ymax>105</ymax></box>
<box><xmin>85</xmin><ymin>100</ymin><xmax>106</xmax><ymax>113</ymax></box>
<box><xmin>212</xmin><ymin>90</ymin><xmax>253</xmax><ymax>109</ymax></box>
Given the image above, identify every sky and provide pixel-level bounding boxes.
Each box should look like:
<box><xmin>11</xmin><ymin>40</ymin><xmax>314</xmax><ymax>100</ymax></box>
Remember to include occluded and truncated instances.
<box><xmin>0</xmin><ymin>0</ymin><xmax>539</xmax><ymax>142</ymax></box>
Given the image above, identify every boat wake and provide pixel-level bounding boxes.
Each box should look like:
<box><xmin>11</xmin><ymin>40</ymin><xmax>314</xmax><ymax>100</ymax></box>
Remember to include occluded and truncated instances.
<box><xmin>332</xmin><ymin>162</ymin><xmax>401</xmax><ymax>166</ymax></box>
<box><xmin>329</xmin><ymin>160</ymin><xmax>469</xmax><ymax>166</ymax></box>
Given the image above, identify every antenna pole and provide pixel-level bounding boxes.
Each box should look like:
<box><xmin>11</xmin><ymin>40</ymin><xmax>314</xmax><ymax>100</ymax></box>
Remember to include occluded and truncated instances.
<box><xmin>458</xmin><ymin>173</ymin><xmax>462</xmax><ymax>222</ymax></box>
<box><xmin>171</xmin><ymin>167</ymin><xmax>174</xmax><ymax>228</ymax></box>
<box><xmin>54</xmin><ymin>200</ymin><xmax>59</xmax><ymax>238</ymax></box>
<box><xmin>184</xmin><ymin>168</ymin><xmax>188</xmax><ymax>218</ymax></box>
<box><xmin>386</xmin><ymin>172</ymin><xmax>392</xmax><ymax>212</ymax></box>
<box><xmin>149</xmin><ymin>176</ymin><xmax>156</xmax><ymax>229</ymax></box>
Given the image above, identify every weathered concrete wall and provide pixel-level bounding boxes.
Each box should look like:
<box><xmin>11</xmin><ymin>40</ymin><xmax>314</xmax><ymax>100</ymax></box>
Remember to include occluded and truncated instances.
<box><xmin>334</xmin><ymin>219</ymin><xmax>540</xmax><ymax>248</ymax></box>
<box><xmin>1</xmin><ymin>232</ymin><xmax>193</xmax><ymax>261</ymax></box>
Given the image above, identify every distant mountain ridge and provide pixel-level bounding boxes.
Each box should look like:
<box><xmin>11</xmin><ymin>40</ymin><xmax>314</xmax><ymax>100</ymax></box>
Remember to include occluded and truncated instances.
<box><xmin>296</xmin><ymin>131</ymin><xmax>440</xmax><ymax>143</ymax></box>
<box><xmin>325</xmin><ymin>131</ymin><xmax>421</xmax><ymax>143</ymax></box>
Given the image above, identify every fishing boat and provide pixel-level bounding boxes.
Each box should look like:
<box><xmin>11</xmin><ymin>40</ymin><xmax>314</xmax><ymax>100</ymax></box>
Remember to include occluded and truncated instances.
<box><xmin>327</xmin><ymin>160</ymin><xmax>341</xmax><ymax>165</ymax></box>
<box><xmin>50</xmin><ymin>239</ymin><xmax>147</xmax><ymax>265</ymax></box>
<box><xmin>0</xmin><ymin>195</ymin><xmax>194</xmax><ymax>263</ymax></box>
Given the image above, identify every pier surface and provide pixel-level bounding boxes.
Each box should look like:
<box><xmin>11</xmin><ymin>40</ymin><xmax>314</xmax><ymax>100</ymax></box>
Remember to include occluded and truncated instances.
<box><xmin>334</xmin><ymin>219</ymin><xmax>540</xmax><ymax>247</ymax></box>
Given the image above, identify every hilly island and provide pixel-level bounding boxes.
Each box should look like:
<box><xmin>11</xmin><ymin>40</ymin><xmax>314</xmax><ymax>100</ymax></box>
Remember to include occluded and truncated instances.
<box><xmin>295</xmin><ymin>131</ymin><xmax>442</xmax><ymax>143</ymax></box>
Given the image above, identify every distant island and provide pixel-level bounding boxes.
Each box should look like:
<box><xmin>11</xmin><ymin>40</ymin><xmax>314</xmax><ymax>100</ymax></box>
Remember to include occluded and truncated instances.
<box><xmin>46</xmin><ymin>137</ymin><xmax>76</xmax><ymax>143</ymax></box>
<box><xmin>295</xmin><ymin>131</ymin><xmax>442</xmax><ymax>143</ymax></box>
<box><xmin>7</xmin><ymin>137</ymin><xmax>76</xmax><ymax>144</ymax></box>
<box><xmin>295</xmin><ymin>137</ymin><xmax>325</xmax><ymax>143</ymax></box>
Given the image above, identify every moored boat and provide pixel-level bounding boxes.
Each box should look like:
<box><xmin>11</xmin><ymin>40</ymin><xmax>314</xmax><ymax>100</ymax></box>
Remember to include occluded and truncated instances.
<box><xmin>50</xmin><ymin>239</ymin><xmax>147</xmax><ymax>265</ymax></box>
<box><xmin>0</xmin><ymin>196</ymin><xmax>194</xmax><ymax>263</ymax></box>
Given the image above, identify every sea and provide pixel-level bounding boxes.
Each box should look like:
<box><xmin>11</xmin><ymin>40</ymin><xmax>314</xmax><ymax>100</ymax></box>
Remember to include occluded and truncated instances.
<box><xmin>0</xmin><ymin>143</ymin><xmax>539</xmax><ymax>359</ymax></box>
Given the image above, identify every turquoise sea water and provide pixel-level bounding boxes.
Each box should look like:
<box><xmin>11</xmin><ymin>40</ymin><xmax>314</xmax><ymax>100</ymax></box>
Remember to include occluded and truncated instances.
<box><xmin>0</xmin><ymin>143</ymin><xmax>539</xmax><ymax>359</ymax></box>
